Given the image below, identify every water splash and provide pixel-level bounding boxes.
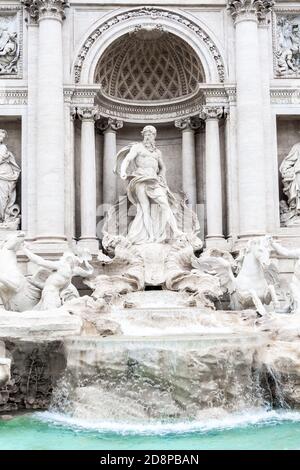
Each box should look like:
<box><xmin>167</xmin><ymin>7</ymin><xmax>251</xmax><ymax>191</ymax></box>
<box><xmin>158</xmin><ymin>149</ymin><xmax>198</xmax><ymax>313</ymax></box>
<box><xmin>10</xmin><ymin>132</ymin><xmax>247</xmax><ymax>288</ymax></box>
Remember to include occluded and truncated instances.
<box><xmin>35</xmin><ymin>408</ymin><xmax>300</xmax><ymax>436</ymax></box>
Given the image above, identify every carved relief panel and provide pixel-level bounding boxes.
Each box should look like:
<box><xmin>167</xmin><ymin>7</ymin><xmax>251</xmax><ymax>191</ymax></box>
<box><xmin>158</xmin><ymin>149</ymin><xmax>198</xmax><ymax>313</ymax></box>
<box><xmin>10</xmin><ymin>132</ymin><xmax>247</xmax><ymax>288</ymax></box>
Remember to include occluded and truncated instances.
<box><xmin>274</xmin><ymin>11</ymin><xmax>300</xmax><ymax>78</ymax></box>
<box><xmin>0</xmin><ymin>6</ymin><xmax>22</xmax><ymax>78</ymax></box>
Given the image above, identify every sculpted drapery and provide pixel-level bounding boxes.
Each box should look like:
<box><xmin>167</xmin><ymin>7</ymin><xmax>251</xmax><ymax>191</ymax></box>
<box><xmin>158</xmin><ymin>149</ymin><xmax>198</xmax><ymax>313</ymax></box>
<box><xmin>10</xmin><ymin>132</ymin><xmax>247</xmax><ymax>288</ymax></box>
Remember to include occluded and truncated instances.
<box><xmin>0</xmin><ymin>129</ymin><xmax>20</xmax><ymax>225</ymax></box>
<box><xmin>280</xmin><ymin>142</ymin><xmax>300</xmax><ymax>217</ymax></box>
<box><xmin>115</xmin><ymin>126</ymin><xmax>183</xmax><ymax>244</ymax></box>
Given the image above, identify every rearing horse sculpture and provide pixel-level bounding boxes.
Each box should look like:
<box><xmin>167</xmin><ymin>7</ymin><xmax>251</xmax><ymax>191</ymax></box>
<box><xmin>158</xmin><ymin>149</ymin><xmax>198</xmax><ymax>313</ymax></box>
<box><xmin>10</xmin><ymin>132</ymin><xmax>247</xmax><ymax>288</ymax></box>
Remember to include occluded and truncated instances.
<box><xmin>230</xmin><ymin>237</ymin><xmax>280</xmax><ymax>316</ymax></box>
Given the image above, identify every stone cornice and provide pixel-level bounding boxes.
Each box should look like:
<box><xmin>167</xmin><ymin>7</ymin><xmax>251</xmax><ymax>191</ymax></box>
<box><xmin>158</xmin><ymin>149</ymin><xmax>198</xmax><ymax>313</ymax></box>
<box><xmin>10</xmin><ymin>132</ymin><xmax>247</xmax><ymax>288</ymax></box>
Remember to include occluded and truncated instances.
<box><xmin>227</xmin><ymin>0</ymin><xmax>275</xmax><ymax>23</ymax></box>
<box><xmin>0</xmin><ymin>89</ymin><xmax>27</xmax><ymax>105</ymax></box>
<box><xmin>270</xmin><ymin>87</ymin><xmax>300</xmax><ymax>105</ymax></box>
<box><xmin>22</xmin><ymin>0</ymin><xmax>69</xmax><ymax>22</ymax></box>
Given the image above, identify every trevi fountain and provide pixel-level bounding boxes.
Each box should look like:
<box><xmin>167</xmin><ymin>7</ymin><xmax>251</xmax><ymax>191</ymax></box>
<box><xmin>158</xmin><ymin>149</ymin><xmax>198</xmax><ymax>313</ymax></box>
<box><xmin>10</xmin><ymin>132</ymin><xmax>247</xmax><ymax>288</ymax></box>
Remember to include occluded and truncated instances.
<box><xmin>1</xmin><ymin>0</ymin><xmax>300</xmax><ymax>451</ymax></box>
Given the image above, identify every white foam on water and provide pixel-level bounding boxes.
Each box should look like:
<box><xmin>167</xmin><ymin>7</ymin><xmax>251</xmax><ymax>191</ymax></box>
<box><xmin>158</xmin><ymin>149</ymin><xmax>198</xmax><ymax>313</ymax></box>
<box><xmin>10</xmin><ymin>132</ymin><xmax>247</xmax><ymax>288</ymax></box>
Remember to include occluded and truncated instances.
<box><xmin>34</xmin><ymin>408</ymin><xmax>300</xmax><ymax>436</ymax></box>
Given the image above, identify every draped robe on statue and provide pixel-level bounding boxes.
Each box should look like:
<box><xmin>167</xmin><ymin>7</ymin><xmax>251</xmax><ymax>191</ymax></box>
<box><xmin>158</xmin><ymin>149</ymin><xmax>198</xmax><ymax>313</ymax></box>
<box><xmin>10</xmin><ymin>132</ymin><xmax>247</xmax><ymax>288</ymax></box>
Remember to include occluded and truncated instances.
<box><xmin>280</xmin><ymin>142</ymin><xmax>300</xmax><ymax>214</ymax></box>
<box><xmin>115</xmin><ymin>144</ymin><xmax>193</xmax><ymax>244</ymax></box>
<box><xmin>0</xmin><ymin>143</ymin><xmax>20</xmax><ymax>223</ymax></box>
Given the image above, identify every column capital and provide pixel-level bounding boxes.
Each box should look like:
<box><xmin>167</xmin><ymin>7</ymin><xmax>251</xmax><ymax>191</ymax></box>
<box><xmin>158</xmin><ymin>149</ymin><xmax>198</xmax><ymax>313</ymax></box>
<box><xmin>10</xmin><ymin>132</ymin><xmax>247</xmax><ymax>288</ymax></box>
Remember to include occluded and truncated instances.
<box><xmin>77</xmin><ymin>106</ymin><xmax>100</xmax><ymax>122</ymax></box>
<box><xmin>200</xmin><ymin>106</ymin><xmax>224</xmax><ymax>121</ymax></box>
<box><xmin>175</xmin><ymin>116</ymin><xmax>203</xmax><ymax>131</ymax></box>
<box><xmin>227</xmin><ymin>0</ymin><xmax>274</xmax><ymax>23</ymax></box>
<box><xmin>22</xmin><ymin>0</ymin><xmax>69</xmax><ymax>23</ymax></box>
<box><xmin>98</xmin><ymin>117</ymin><xmax>124</xmax><ymax>132</ymax></box>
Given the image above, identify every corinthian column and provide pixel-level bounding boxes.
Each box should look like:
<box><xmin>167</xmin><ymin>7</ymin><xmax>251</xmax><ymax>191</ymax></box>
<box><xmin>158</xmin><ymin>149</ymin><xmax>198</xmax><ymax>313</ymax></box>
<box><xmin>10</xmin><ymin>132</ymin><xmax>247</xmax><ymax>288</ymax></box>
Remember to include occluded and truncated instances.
<box><xmin>24</xmin><ymin>1</ymin><xmax>68</xmax><ymax>242</ymax></box>
<box><xmin>228</xmin><ymin>0</ymin><xmax>274</xmax><ymax>237</ymax></box>
<box><xmin>200</xmin><ymin>106</ymin><xmax>224</xmax><ymax>245</ymax></box>
<box><xmin>175</xmin><ymin>117</ymin><xmax>199</xmax><ymax>208</ymax></box>
<box><xmin>77</xmin><ymin>107</ymin><xmax>99</xmax><ymax>250</ymax></box>
<box><xmin>100</xmin><ymin>118</ymin><xmax>123</xmax><ymax>206</ymax></box>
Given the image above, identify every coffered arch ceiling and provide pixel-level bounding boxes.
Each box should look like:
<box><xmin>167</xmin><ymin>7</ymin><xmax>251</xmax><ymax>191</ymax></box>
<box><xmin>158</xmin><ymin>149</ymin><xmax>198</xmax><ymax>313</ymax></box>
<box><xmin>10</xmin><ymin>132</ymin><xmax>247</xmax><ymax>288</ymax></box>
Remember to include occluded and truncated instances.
<box><xmin>94</xmin><ymin>29</ymin><xmax>205</xmax><ymax>102</ymax></box>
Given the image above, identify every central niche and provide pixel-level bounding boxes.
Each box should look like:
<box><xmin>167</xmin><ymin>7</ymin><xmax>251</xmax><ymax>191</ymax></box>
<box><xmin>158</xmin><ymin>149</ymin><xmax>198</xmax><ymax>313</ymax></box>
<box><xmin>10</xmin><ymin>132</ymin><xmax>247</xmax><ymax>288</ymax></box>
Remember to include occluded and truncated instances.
<box><xmin>95</xmin><ymin>29</ymin><xmax>204</xmax><ymax>102</ymax></box>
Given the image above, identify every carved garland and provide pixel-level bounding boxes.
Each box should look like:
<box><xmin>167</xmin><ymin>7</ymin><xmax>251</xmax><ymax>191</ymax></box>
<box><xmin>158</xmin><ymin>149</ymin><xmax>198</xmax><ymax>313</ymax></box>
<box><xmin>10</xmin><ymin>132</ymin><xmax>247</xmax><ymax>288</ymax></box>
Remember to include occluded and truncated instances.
<box><xmin>74</xmin><ymin>7</ymin><xmax>225</xmax><ymax>84</ymax></box>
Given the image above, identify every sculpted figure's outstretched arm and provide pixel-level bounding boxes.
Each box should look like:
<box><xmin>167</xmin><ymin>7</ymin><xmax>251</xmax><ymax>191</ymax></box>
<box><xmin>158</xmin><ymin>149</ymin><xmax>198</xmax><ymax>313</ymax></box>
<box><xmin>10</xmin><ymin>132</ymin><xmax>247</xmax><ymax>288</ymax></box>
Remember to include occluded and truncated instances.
<box><xmin>23</xmin><ymin>246</ymin><xmax>59</xmax><ymax>271</ymax></box>
<box><xmin>120</xmin><ymin>145</ymin><xmax>138</xmax><ymax>180</ymax></box>
<box><xmin>271</xmin><ymin>239</ymin><xmax>300</xmax><ymax>259</ymax></box>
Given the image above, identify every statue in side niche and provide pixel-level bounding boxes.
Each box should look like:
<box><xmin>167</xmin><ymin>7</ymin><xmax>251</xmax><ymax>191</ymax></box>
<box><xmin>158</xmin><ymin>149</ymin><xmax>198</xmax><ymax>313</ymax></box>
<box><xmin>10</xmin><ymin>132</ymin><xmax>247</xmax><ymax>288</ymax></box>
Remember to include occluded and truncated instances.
<box><xmin>0</xmin><ymin>129</ymin><xmax>20</xmax><ymax>229</ymax></box>
<box><xmin>280</xmin><ymin>141</ymin><xmax>300</xmax><ymax>225</ymax></box>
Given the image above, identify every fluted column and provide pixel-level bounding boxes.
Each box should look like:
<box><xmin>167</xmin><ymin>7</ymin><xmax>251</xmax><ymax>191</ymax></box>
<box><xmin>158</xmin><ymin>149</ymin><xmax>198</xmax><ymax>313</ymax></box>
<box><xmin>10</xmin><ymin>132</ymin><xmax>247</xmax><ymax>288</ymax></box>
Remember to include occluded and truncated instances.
<box><xmin>24</xmin><ymin>1</ymin><xmax>68</xmax><ymax>242</ymax></box>
<box><xmin>22</xmin><ymin>6</ymin><xmax>39</xmax><ymax>239</ymax></box>
<box><xmin>100</xmin><ymin>118</ymin><xmax>123</xmax><ymax>206</ymax></box>
<box><xmin>228</xmin><ymin>0</ymin><xmax>274</xmax><ymax>237</ymax></box>
<box><xmin>77</xmin><ymin>107</ymin><xmax>99</xmax><ymax>250</ymax></box>
<box><xmin>175</xmin><ymin>117</ymin><xmax>199</xmax><ymax>208</ymax></box>
<box><xmin>200</xmin><ymin>106</ymin><xmax>224</xmax><ymax>244</ymax></box>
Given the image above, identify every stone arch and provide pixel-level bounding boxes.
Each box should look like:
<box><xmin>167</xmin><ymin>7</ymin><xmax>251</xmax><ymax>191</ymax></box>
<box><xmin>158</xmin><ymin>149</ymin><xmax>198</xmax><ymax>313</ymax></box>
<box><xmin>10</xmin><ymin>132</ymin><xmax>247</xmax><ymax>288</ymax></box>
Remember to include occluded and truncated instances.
<box><xmin>72</xmin><ymin>7</ymin><xmax>226</xmax><ymax>85</ymax></box>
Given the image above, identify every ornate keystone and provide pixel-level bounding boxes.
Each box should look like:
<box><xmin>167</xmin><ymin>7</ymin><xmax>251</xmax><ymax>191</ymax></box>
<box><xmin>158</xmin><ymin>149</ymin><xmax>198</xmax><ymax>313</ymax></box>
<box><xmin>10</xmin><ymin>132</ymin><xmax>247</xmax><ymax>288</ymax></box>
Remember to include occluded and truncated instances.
<box><xmin>227</xmin><ymin>0</ymin><xmax>274</xmax><ymax>22</ymax></box>
<box><xmin>22</xmin><ymin>0</ymin><xmax>69</xmax><ymax>22</ymax></box>
<box><xmin>199</xmin><ymin>106</ymin><xmax>224</xmax><ymax>121</ymax></box>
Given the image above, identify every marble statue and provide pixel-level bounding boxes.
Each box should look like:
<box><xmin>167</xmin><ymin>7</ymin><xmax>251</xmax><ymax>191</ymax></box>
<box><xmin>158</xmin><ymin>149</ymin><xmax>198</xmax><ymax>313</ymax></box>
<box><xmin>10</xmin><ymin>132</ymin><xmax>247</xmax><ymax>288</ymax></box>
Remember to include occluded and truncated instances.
<box><xmin>22</xmin><ymin>245</ymin><xmax>94</xmax><ymax>310</ymax></box>
<box><xmin>114</xmin><ymin>125</ymin><xmax>184</xmax><ymax>244</ymax></box>
<box><xmin>0</xmin><ymin>232</ymin><xmax>48</xmax><ymax>312</ymax></box>
<box><xmin>269</xmin><ymin>238</ymin><xmax>300</xmax><ymax>314</ymax></box>
<box><xmin>280</xmin><ymin>141</ymin><xmax>300</xmax><ymax>225</ymax></box>
<box><xmin>0</xmin><ymin>129</ymin><xmax>21</xmax><ymax>229</ymax></box>
<box><xmin>165</xmin><ymin>234</ymin><xmax>223</xmax><ymax>308</ymax></box>
<box><xmin>229</xmin><ymin>237</ymin><xmax>280</xmax><ymax>316</ymax></box>
<box><xmin>0</xmin><ymin>26</ymin><xmax>19</xmax><ymax>75</ymax></box>
<box><xmin>85</xmin><ymin>236</ymin><xmax>145</xmax><ymax>308</ymax></box>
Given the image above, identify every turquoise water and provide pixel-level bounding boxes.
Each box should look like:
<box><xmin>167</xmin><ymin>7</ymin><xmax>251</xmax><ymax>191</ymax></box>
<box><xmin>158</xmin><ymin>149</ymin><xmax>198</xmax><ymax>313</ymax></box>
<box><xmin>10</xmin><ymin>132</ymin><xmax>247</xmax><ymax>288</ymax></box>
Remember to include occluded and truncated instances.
<box><xmin>1</xmin><ymin>410</ymin><xmax>300</xmax><ymax>450</ymax></box>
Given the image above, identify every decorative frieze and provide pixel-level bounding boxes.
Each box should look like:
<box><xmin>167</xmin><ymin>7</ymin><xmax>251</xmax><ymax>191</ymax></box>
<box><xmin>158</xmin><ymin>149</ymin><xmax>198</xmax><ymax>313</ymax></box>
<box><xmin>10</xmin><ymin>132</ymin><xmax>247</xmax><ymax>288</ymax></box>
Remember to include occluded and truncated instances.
<box><xmin>227</xmin><ymin>0</ymin><xmax>275</xmax><ymax>23</ymax></box>
<box><xmin>0</xmin><ymin>89</ymin><xmax>27</xmax><ymax>105</ymax></box>
<box><xmin>270</xmin><ymin>88</ymin><xmax>300</xmax><ymax>104</ymax></box>
<box><xmin>74</xmin><ymin>7</ymin><xmax>225</xmax><ymax>84</ymax></box>
<box><xmin>273</xmin><ymin>11</ymin><xmax>300</xmax><ymax>78</ymax></box>
<box><xmin>0</xmin><ymin>6</ymin><xmax>22</xmax><ymax>78</ymax></box>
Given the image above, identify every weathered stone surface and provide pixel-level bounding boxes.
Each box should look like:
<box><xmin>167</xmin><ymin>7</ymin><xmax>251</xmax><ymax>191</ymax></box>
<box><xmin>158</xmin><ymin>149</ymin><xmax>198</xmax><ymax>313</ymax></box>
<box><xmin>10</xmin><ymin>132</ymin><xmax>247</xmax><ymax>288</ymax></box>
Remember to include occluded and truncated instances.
<box><xmin>0</xmin><ymin>307</ymin><xmax>82</xmax><ymax>341</ymax></box>
<box><xmin>0</xmin><ymin>340</ymin><xmax>66</xmax><ymax>412</ymax></box>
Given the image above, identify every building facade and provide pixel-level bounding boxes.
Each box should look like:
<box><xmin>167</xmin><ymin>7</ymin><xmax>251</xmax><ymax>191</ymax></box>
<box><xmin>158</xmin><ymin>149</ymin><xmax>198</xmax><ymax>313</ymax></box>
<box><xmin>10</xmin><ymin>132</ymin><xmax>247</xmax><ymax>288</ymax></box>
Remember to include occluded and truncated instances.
<box><xmin>0</xmin><ymin>0</ymin><xmax>300</xmax><ymax>283</ymax></box>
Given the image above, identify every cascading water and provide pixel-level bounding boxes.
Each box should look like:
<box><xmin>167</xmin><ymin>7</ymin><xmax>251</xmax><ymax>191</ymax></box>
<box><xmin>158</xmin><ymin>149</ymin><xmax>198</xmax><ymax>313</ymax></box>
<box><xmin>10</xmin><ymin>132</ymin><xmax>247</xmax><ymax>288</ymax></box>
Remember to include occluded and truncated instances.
<box><xmin>48</xmin><ymin>333</ymin><xmax>279</xmax><ymax>427</ymax></box>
